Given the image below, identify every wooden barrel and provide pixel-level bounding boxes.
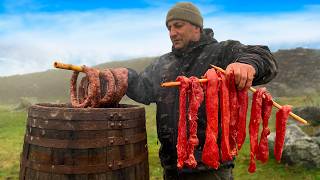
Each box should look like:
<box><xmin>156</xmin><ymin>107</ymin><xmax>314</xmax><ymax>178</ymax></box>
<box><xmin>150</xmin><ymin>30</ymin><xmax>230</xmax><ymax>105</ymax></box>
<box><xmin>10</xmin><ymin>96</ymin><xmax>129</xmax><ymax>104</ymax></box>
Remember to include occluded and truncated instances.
<box><xmin>19</xmin><ymin>103</ymin><xmax>149</xmax><ymax>180</ymax></box>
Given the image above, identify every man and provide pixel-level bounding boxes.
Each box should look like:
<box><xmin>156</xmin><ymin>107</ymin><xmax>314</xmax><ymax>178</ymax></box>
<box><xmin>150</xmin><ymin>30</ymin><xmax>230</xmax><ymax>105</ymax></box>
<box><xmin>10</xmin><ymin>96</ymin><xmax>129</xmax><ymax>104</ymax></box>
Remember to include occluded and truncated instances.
<box><xmin>126</xmin><ymin>2</ymin><xmax>278</xmax><ymax>180</ymax></box>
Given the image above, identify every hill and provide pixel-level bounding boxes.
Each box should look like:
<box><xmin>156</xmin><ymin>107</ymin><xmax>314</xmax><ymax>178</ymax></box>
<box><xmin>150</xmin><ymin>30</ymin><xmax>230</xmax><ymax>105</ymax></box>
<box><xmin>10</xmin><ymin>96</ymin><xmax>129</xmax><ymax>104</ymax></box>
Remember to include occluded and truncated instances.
<box><xmin>267</xmin><ymin>48</ymin><xmax>320</xmax><ymax>97</ymax></box>
<box><xmin>0</xmin><ymin>48</ymin><xmax>319</xmax><ymax>104</ymax></box>
<box><xmin>0</xmin><ymin>57</ymin><xmax>156</xmax><ymax>104</ymax></box>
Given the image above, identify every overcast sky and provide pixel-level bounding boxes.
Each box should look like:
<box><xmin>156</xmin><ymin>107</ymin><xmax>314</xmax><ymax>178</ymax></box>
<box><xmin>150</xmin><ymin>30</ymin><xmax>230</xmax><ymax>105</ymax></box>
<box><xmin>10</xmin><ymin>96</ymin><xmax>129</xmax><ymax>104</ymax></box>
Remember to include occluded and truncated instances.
<box><xmin>0</xmin><ymin>0</ymin><xmax>319</xmax><ymax>76</ymax></box>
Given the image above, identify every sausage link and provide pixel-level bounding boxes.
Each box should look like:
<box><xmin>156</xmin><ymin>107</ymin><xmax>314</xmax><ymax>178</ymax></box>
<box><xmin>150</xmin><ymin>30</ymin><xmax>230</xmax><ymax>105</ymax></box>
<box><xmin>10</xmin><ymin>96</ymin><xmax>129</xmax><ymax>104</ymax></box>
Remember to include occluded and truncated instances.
<box><xmin>110</xmin><ymin>68</ymin><xmax>128</xmax><ymax>105</ymax></box>
<box><xmin>99</xmin><ymin>69</ymin><xmax>116</xmax><ymax>106</ymax></box>
<box><xmin>70</xmin><ymin>66</ymin><xmax>100</xmax><ymax>108</ymax></box>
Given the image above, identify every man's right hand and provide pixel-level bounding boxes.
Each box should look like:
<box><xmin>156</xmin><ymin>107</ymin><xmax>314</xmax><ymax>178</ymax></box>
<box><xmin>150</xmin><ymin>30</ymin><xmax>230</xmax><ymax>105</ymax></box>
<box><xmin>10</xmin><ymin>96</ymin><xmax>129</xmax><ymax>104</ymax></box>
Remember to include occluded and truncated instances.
<box><xmin>225</xmin><ymin>63</ymin><xmax>256</xmax><ymax>90</ymax></box>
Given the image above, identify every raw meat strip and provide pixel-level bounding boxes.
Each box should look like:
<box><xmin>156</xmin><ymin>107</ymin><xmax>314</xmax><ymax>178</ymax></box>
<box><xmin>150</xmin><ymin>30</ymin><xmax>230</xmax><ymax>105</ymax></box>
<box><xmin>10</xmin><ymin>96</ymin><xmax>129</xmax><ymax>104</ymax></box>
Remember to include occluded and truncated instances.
<box><xmin>274</xmin><ymin>105</ymin><xmax>291</xmax><ymax>162</ymax></box>
<box><xmin>176</xmin><ymin>76</ymin><xmax>190</xmax><ymax>169</ymax></box>
<box><xmin>185</xmin><ymin>76</ymin><xmax>204</xmax><ymax>168</ymax></box>
<box><xmin>202</xmin><ymin>68</ymin><xmax>220</xmax><ymax>169</ymax></box>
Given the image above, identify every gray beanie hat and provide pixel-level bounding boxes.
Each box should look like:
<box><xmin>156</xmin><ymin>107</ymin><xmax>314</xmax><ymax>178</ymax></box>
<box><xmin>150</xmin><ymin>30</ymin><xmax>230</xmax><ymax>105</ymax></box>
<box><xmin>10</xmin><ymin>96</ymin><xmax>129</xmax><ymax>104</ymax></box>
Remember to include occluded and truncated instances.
<box><xmin>166</xmin><ymin>2</ymin><xmax>203</xmax><ymax>28</ymax></box>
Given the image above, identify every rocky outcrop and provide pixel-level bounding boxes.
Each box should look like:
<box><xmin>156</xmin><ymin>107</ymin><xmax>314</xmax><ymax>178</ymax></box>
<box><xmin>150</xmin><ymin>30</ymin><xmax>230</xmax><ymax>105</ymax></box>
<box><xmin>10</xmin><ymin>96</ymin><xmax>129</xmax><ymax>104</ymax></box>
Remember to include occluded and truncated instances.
<box><xmin>315</xmin><ymin>128</ymin><xmax>320</xmax><ymax>137</ymax></box>
<box><xmin>268</xmin><ymin>124</ymin><xmax>320</xmax><ymax>168</ymax></box>
<box><xmin>312</xmin><ymin>136</ymin><xmax>320</xmax><ymax>146</ymax></box>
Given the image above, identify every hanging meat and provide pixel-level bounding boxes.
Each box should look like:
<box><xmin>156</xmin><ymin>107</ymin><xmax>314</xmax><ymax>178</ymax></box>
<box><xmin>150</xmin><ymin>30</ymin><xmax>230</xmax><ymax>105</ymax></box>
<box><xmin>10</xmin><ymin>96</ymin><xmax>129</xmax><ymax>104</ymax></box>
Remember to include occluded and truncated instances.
<box><xmin>217</xmin><ymin>71</ymin><xmax>232</xmax><ymax>162</ymax></box>
<box><xmin>236</xmin><ymin>88</ymin><xmax>248</xmax><ymax>150</ymax></box>
<box><xmin>160</xmin><ymin>67</ymin><xmax>300</xmax><ymax>172</ymax></box>
<box><xmin>109</xmin><ymin>68</ymin><xmax>129</xmax><ymax>106</ymax></box>
<box><xmin>176</xmin><ymin>76</ymin><xmax>190</xmax><ymax>169</ymax></box>
<box><xmin>248</xmin><ymin>88</ymin><xmax>266</xmax><ymax>173</ymax></box>
<box><xmin>70</xmin><ymin>66</ymin><xmax>100</xmax><ymax>108</ymax></box>
<box><xmin>160</xmin><ymin>68</ymin><xmax>306</xmax><ymax>172</ymax></box>
<box><xmin>228</xmin><ymin>72</ymin><xmax>239</xmax><ymax>156</ymax></box>
<box><xmin>256</xmin><ymin>91</ymin><xmax>273</xmax><ymax>163</ymax></box>
<box><xmin>99</xmin><ymin>68</ymin><xmax>116</xmax><ymax>106</ymax></box>
<box><xmin>184</xmin><ymin>76</ymin><xmax>204</xmax><ymax>168</ymax></box>
<box><xmin>71</xmin><ymin>67</ymin><xmax>128</xmax><ymax>108</ymax></box>
<box><xmin>274</xmin><ymin>105</ymin><xmax>291</xmax><ymax>162</ymax></box>
<box><xmin>202</xmin><ymin>68</ymin><xmax>220</xmax><ymax>169</ymax></box>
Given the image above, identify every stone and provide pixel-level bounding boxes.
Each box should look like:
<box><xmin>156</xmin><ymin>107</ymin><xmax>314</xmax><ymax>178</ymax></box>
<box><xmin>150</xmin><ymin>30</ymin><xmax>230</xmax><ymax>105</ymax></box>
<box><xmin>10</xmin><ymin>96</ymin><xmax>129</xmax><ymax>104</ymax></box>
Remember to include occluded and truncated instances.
<box><xmin>268</xmin><ymin>124</ymin><xmax>320</xmax><ymax>168</ymax></box>
<box><xmin>312</xmin><ymin>136</ymin><xmax>320</xmax><ymax>146</ymax></box>
<box><xmin>315</xmin><ymin>128</ymin><xmax>320</xmax><ymax>137</ymax></box>
<box><xmin>293</xmin><ymin>106</ymin><xmax>320</xmax><ymax>126</ymax></box>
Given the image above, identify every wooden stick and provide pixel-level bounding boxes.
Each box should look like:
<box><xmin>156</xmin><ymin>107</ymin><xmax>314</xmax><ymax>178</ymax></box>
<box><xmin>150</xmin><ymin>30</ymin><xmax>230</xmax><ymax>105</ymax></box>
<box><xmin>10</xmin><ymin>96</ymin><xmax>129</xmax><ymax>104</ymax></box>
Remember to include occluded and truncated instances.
<box><xmin>53</xmin><ymin>61</ymin><xmax>84</xmax><ymax>72</ymax></box>
<box><xmin>161</xmin><ymin>79</ymin><xmax>208</xmax><ymax>87</ymax></box>
<box><xmin>210</xmin><ymin>64</ymin><xmax>309</xmax><ymax>125</ymax></box>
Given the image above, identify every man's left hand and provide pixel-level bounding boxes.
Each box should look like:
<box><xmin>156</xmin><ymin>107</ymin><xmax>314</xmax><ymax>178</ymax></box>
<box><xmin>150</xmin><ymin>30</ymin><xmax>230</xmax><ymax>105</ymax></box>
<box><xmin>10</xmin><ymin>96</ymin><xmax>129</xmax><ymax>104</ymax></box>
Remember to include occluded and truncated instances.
<box><xmin>225</xmin><ymin>63</ymin><xmax>256</xmax><ymax>90</ymax></box>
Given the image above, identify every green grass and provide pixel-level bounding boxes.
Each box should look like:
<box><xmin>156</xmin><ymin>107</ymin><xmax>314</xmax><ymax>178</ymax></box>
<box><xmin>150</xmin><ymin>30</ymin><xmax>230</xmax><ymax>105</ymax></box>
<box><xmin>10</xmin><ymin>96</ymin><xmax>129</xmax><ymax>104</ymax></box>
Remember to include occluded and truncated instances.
<box><xmin>0</xmin><ymin>95</ymin><xmax>320</xmax><ymax>180</ymax></box>
<box><xmin>233</xmin><ymin>135</ymin><xmax>320</xmax><ymax>180</ymax></box>
<box><xmin>0</xmin><ymin>106</ymin><xmax>27</xmax><ymax>179</ymax></box>
<box><xmin>144</xmin><ymin>104</ymin><xmax>162</xmax><ymax>180</ymax></box>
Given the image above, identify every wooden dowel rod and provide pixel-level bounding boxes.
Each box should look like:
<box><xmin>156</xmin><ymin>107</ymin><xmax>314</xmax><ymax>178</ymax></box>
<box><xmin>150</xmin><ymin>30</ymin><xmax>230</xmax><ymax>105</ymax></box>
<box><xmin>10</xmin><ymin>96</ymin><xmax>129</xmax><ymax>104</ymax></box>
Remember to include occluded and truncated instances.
<box><xmin>53</xmin><ymin>61</ymin><xmax>84</xmax><ymax>72</ymax></box>
<box><xmin>161</xmin><ymin>79</ymin><xmax>208</xmax><ymax>87</ymax></box>
<box><xmin>210</xmin><ymin>64</ymin><xmax>309</xmax><ymax>125</ymax></box>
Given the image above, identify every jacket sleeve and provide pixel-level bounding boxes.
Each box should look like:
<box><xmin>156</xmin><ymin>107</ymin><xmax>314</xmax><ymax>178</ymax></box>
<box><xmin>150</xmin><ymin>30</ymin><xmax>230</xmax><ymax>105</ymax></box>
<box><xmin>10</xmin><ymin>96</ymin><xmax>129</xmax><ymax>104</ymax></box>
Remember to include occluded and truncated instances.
<box><xmin>126</xmin><ymin>62</ymin><xmax>157</xmax><ymax>105</ymax></box>
<box><xmin>219</xmin><ymin>40</ymin><xmax>278</xmax><ymax>85</ymax></box>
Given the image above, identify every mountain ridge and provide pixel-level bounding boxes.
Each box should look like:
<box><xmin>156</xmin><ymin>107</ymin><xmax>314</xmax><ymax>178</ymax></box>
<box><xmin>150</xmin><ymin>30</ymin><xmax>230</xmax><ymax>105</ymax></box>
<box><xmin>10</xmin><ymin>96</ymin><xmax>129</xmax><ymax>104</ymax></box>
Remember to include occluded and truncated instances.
<box><xmin>0</xmin><ymin>48</ymin><xmax>319</xmax><ymax>104</ymax></box>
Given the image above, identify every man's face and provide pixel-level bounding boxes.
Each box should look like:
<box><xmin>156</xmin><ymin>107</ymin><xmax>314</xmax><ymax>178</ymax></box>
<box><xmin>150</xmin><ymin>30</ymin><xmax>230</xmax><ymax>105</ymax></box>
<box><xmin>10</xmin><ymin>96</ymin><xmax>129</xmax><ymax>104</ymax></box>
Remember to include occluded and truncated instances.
<box><xmin>167</xmin><ymin>20</ymin><xmax>200</xmax><ymax>50</ymax></box>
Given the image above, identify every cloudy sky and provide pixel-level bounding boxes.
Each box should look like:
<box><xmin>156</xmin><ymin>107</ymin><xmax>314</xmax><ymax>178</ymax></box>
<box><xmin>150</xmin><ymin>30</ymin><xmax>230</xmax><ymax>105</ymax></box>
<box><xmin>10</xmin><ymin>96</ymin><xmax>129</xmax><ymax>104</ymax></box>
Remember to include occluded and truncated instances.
<box><xmin>0</xmin><ymin>0</ymin><xmax>319</xmax><ymax>76</ymax></box>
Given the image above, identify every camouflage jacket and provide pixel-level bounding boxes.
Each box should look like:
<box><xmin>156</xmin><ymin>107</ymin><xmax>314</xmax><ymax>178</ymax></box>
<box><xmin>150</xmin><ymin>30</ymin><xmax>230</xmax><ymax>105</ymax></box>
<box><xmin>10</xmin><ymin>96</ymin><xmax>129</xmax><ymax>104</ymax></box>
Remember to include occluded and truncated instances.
<box><xmin>126</xmin><ymin>28</ymin><xmax>278</xmax><ymax>171</ymax></box>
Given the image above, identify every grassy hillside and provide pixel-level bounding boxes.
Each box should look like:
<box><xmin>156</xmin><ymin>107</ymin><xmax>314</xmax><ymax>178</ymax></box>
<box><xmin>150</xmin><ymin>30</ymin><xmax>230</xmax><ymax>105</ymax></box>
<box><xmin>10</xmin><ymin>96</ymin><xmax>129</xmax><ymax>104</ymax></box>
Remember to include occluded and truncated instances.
<box><xmin>0</xmin><ymin>48</ymin><xmax>320</xmax><ymax>104</ymax></box>
<box><xmin>267</xmin><ymin>48</ymin><xmax>320</xmax><ymax>97</ymax></box>
<box><xmin>0</xmin><ymin>57</ymin><xmax>156</xmax><ymax>104</ymax></box>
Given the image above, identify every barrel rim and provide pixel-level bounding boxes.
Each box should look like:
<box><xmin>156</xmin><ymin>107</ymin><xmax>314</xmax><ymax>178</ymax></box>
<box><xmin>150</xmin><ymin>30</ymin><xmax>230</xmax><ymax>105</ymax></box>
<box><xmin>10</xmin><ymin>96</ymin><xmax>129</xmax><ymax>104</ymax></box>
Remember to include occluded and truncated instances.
<box><xmin>31</xmin><ymin>103</ymin><xmax>144</xmax><ymax>112</ymax></box>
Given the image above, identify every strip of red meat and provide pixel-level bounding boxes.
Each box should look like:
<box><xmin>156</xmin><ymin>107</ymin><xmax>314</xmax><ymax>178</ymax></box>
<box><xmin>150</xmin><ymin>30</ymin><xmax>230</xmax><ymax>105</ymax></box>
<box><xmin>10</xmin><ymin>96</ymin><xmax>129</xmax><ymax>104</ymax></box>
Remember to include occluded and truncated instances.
<box><xmin>202</xmin><ymin>68</ymin><xmax>220</xmax><ymax>169</ymax></box>
<box><xmin>248</xmin><ymin>88</ymin><xmax>266</xmax><ymax>173</ymax></box>
<box><xmin>176</xmin><ymin>76</ymin><xmax>190</xmax><ymax>169</ymax></box>
<box><xmin>274</xmin><ymin>105</ymin><xmax>291</xmax><ymax>162</ymax></box>
<box><xmin>185</xmin><ymin>76</ymin><xmax>204</xmax><ymax>168</ymax></box>
<box><xmin>217</xmin><ymin>71</ymin><xmax>232</xmax><ymax>162</ymax></box>
<box><xmin>256</xmin><ymin>91</ymin><xmax>273</xmax><ymax>163</ymax></box>
<box><xmin>228</xmin><ymin>73</ymin><xmax>239</xmax><ymax>156</ymax></box>
<box><xmin>236</xmin><ymin>89</ymin><xmax>248</xmax><ymax>150</ymax></box>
